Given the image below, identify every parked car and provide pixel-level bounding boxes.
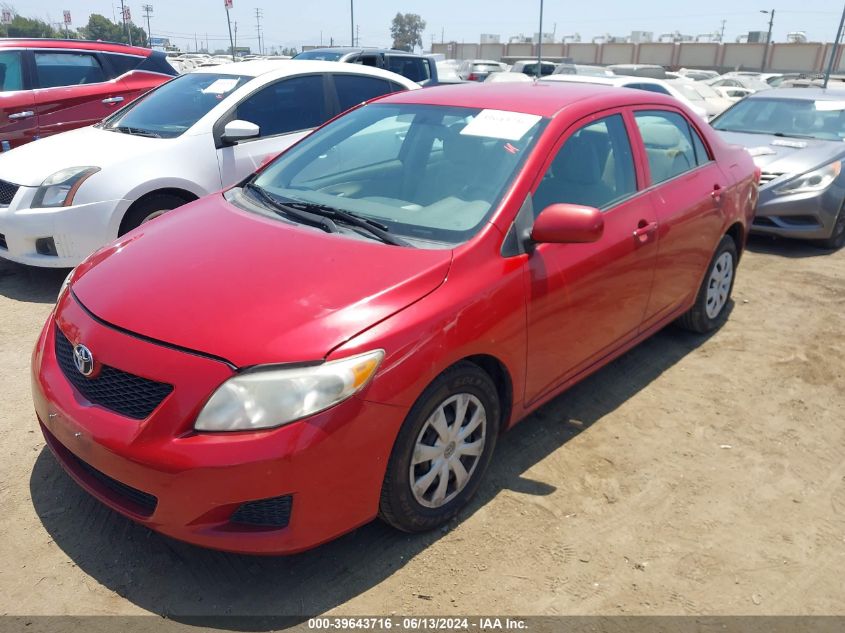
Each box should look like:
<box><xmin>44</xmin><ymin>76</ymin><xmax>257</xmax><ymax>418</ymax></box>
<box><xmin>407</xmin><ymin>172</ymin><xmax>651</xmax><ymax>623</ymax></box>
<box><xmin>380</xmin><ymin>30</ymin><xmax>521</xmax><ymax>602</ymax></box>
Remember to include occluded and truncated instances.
<box><xmin>0</xmin><ymin>38</ymin><xmax>176</xmax><ymax>150</ymax></box>
<box><xmin>509</xmin><ymin>60</ymin><xmax>558</xmax><ymax>77</ymax></box>
<box><xmin>542</xmin><ymin>74</ymin><xmax>709</xmax><ymax>120</ymax></box>
<box><xmin>712</xmin><ymin>88</ymin><xmax>845</xmax><ymax>249</ymax></box>
<box><xmin>293</xmin><ymin>48</ymin><xmax>438</xmax><ymax>86</ymax></box>
<box><xmin>675</xmin><ymin>68</ymin><xmax>720</xmax><ymax>81</ymax></box>
<box><xmin>0</xmin><ymin>60</ymin><xmax>417</xmax><ymax>267</ymax></box>
<box><xmin>706</xmin><ymin>75</ymin><xmax>771</xmax><ymax>93</ymax></box>
<box><xmin>458</xmin><ymin>59</ymin><xmax>507</xmax><ymax>82</ymax></box>
<box><xmin>712</xmin><ymin>86</ymin><xmax>754</xmax><ymax>102</ymax></box>
<box><xmin>667</xmin><ymin>79</ymin><xmax>734</xmax><ymax>119</ymax></box>
<box><xmin>607</xmin><ymin>63</ymin><xmax>668</xmax><ymax>79</ymax></box>
<box><xmin>484</xmin><ymin>72</ymin><xmax>532</xmax><ymax>84</ymax></box>
<box><xmin>34</xmin><ymin>82</ymin><xmax>757</xmax><ymax>554</ymax></box>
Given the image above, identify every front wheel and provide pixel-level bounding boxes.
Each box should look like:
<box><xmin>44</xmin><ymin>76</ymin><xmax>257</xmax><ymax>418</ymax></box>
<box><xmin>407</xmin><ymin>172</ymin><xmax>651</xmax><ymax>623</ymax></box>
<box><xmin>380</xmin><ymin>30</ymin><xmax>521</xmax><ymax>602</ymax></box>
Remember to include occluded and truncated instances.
<box><xmin>379</xmin><ymin>362</ymin><xmax>500</xmax><ymax>533</ymax></box>
<box><xmin>811</xmin><ymin>204</ymin><xmax>845</xmax><ymax>250</ymax></box>
<box><xmin>676</xmin><ymin>235</ymin><xmax>738</xmax><ymax>334</ymax></box>
<box><xmin>119</xmin><ymin>193</ymin><xmax>190</xmax><ymax>236</ymax></box>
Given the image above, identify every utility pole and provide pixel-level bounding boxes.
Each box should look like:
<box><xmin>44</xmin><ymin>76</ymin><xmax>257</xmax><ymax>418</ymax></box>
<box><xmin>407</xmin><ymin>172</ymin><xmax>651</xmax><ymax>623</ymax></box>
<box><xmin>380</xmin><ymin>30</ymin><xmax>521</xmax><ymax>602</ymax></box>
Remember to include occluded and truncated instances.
<box><xmin>234</xmin><ymin>21</ymin><xmax>238</xmax><ymax>56</ymax></box>
<box><xmin>356</xmin><ymin>24</ymin><xmax>360</xmax><ymax>47</ymax></box>
<box><xmin>141</xmin><ymin>4</ymin><xmax>152</xmax><ymax>47</ymax></box>
<box><xmin>119</xmin><ymin>0</ymin><xmax>130</xmax><ymax>45</ymax></box>
<box><xmin>536</xmin><ymin>0</ymin><xmax>544</xmax><ymax>78</ymax></box>
<box><xmin>225</xmin><ymin>1</ymin><xmax>235</xmax><ymax>61</ymax></box>
<box><xmin>194</xmin><ymin>32</ymin><xmax>198</xmax><ymax>52</ymax></box>
<box><xmin>824</xmin><ymin>3</ymin><xmax>845</xmax><ymax>89</ymax></box>
<box><xmin>441</xmin><ymin>27</ymin><xmax>444</xmax><ymax>44</ymax></box>
<box><xmin>350</xmin><ymin>0</ymin><xmax>354</xmax><ymax>47</ymax></box>
<box><xmin>719</xmin><ymin>19</ymin><xmax>726</xmax><ymax>43</ymax></box>
<box><xmin>760</xmin><ymin>9</ymin><xmax>775</xmax><ymax>72</ymax></box>
<box><xmin>254</xmin><ymin>8</ymin><xmax>263</xmax><ymax>55</ymax></box>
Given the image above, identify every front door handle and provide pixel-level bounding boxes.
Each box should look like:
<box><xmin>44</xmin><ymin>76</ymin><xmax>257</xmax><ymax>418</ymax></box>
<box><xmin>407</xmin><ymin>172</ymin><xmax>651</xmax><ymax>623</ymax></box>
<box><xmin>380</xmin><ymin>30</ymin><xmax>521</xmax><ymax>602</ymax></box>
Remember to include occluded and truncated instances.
<box><xmin>102</xmin><ymin>96</ymin><xmax>125</xmax><ymax>105</ymax></box>
<box><xmin>9</xmin><ymin>111</ymin><xmax>35</xmax><ymax>120</ymax></box>
<box><xmin>633</xmin><ymin>220</ymin><xmax>658</xmax><ymax>244</ymax></box>
<box><xmin>712</xmin><ymin>184</ymin><xmax>723</xmax><ymax>203</ymax></box>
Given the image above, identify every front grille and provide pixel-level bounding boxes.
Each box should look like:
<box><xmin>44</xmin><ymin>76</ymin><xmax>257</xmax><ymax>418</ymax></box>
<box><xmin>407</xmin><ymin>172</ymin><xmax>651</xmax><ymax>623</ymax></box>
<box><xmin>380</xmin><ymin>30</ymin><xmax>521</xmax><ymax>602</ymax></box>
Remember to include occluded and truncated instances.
<box><xmin>230</xmin><ymin>495</ymin><xmax>293</xmax><ymax>528</ymax></box>
<box><xmin>43</xmin><ymin>425</ymin><xmax>158</xmax><ymax>517</ymax></box>
<box><xmin>758</xmin><ymin>171</ymin><xmax>783</xmax><ymax>186</ymax></box>
<box><xmin>54</xmin><ymin>326</ymin><xmax>173</xmax><ymax>420</ymax></box>
<box><xmin>0</xmin><ymin>179</ymin><xmax>19</xmax><ymax>206</ymax></box>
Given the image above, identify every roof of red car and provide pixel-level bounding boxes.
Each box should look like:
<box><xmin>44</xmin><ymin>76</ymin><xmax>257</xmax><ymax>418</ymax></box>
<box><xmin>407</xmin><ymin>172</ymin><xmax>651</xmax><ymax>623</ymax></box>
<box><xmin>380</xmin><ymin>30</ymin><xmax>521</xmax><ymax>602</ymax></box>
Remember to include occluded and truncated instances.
<box><xmin>379</xmin><ymin>81</ymin><xmax>679</xmax><ymax>118</ymax></box>
<box><xmin>0</xmin><ymin>39</ymin><xmax>152</xmax><ymax>56</ymax></box>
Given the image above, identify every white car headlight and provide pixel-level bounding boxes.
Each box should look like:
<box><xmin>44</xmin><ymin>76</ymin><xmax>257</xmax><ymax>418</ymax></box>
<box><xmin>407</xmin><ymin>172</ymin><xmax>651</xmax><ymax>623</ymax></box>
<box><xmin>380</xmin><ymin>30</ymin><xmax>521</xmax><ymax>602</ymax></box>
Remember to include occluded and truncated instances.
<box><xmin>194</xmin><ymin>350</ymin><xmax>384</xmax><ymax>432</ymax></box>
<box><xmin>774</xmin><ymin>162</ymin><xmax>841</xmax><ymax>195</ymax></box>
<box><xmin>33</xmin><ymin>167</ymin><xmax>100</xmax><ymax>208</ymax></box>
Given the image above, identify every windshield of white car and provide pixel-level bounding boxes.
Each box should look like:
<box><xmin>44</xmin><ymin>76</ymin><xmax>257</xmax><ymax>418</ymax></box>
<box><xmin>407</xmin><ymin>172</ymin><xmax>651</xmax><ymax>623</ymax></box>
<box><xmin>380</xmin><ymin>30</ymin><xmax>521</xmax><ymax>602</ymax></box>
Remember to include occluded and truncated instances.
<box><xmin>101</xmin><ymin>73</ymin><xmax>250</xmax><ymax>139</ymax></box>
<box><xmin>712</xmin><ymin>98</ymin><xmax>845</xmax><ymax>141</ymax></box>
<box><xmin>250</xmin><ymin>103</ymin><xmax>546</xmax><ymax>246</ymax></box>
<box><xmin>293</xmin><ymin>51</ymin><xmax>345</xmax><ymax>61</ymax></box>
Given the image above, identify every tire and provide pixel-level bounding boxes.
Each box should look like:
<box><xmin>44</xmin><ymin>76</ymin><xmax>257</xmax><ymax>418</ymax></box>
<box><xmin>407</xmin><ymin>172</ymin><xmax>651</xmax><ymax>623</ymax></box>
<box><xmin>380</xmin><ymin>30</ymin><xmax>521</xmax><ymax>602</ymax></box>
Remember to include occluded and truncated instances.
<box><xmin>676</xmin><ymin>235</ymin><xmax>738</xmax><ymax>334</ymax></box>
<box><xmin>118</xmin><ymin>193</ymin><xmax>190</xmax><ymax>236</ymax></box>
<box><xmin>379</xmin><ymin>362</ymin><xmax>501</xmax><ymax>533</ymax></box>
<box><xmin>811</xmin><ymin>204</ymin><xmax>845</xmax><ymax>250</ymax></box>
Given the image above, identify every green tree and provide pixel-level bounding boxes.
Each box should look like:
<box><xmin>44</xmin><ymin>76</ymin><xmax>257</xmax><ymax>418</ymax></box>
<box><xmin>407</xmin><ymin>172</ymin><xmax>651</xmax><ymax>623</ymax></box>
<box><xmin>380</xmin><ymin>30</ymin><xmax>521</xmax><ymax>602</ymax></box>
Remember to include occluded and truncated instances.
<box><xmin>1</xmin><ymin>15</ymin><xmax>61</xmax><ymax>38</ymax></box>
<box><xmin>390</xmin><ymin>12</ymin><xmax>426</xmax><ymax>52</ymax></box>
<box><xmin>79</xmin><ymin>13</ymin><xmax>147</xmax><ymax>46</ymax></box>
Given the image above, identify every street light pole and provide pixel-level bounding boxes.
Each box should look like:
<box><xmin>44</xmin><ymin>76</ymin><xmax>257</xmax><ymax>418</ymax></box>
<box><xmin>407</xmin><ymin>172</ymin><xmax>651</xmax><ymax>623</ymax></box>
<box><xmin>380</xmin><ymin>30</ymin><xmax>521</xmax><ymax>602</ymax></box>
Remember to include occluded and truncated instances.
<box><xmin>760</xmin><ymin>9</ymin><xmax>775</xmax><ymax>72</ymax></box>
<box><xmin>824</xmin><ymin>3</ymin><xmax>845</xmax><ymax>89</ymax></box>
<box><xmin>225</xmin><ymin>4</ymin><xmax>235</xmax><ymax>61</ymax></box>
<box><xmin>536</xmin><ymin>0</ymin><xmax>544</xmax><ymax>78</ymax></box>
<box><xmin>350</xmin><ymin>0</ymin><xmax>354</xmax><ymax>47</ymax></box>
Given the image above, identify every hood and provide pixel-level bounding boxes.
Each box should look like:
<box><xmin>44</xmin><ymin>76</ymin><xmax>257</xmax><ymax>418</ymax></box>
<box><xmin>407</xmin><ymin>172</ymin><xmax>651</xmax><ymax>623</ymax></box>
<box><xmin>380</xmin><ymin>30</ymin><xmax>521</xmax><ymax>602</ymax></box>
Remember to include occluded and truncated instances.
<box><xmin>70</xmin><ymin>195</ymin><xmax>452</xmax><ymax>367</ymax></box>
<box><xmin>716</xmin><ymin>130</ymin><xmax>845</xmax><ymax>177</ymax></box>
<box><xmin>0</xmin><ymin>126</ymin><xmax>163</xmax><ymax>186</ymax></box>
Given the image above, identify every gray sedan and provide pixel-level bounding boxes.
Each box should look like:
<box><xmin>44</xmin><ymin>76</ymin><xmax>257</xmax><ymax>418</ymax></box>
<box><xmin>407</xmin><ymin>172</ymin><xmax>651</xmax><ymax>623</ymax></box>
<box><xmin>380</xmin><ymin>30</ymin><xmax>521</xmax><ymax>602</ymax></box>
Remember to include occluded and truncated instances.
<box><xmin>712</xmin><ymin>88</ymin><xmax>845</xmax><ymax>249</ymax></box>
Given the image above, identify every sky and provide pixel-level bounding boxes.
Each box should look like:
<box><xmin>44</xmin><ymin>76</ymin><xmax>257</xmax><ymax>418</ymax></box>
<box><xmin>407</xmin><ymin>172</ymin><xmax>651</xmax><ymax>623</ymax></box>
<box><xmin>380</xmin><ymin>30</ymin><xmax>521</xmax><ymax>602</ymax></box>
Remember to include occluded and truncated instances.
<box><xmin>4</xmin><ymin>0</ymin><xmax>844</xmax><ymax>53</ymax></box>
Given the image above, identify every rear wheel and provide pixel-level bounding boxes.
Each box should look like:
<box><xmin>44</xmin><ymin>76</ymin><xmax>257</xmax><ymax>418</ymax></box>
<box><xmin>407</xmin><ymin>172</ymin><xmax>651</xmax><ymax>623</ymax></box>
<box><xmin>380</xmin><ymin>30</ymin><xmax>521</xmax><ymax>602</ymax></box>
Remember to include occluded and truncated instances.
<box><xmin>677</xmin><ymin>235</ymin><xmax>737</xmax><ymax>334</ymax></box>
<box><xmin>119</xmin><ymin>193</ymin><xmax>190</xmax><ymax>236</ymax></box>
<box><xmin>379</xmin><ymin>362</ymin><xmax>500</xmax><ymax>532</ymax></box>
<box><xmin>811</xmin><ymin>204</ymin><xmax>845</xmax><ymax>250</ymax></box>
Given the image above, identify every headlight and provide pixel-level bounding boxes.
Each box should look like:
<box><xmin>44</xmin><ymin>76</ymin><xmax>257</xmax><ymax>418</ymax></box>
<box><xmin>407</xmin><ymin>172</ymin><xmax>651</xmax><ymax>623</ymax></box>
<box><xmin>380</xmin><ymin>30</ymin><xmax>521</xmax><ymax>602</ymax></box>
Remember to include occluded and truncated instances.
<box><xmin>194</xmin><ymin>350</ymin><xmax>384</xmax><ymax>432</ymax></box>
<box><xmin>775</xmin><ymin>162</ymin><xmax>841</xmax><ymax>195</ymax></box>
<box><xmin>32</xmin><ymin>167</ymin><xmax>100</xmax><ymax>208</ymax></box>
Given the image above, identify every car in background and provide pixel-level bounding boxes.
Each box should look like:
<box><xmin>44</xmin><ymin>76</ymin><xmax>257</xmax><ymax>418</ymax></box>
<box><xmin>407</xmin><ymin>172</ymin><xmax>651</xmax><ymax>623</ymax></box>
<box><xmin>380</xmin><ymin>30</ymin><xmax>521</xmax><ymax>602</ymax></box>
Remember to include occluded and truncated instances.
<box><xmin>509</xmin><ymin>60</ymin><xmax>557</xmax><ymax>77</ymax></box>
<box><xmin>458</xmin><ymin>59</ymin><xmax>507</xmax><ymax>82</ymax></box>
<box><xmin>542</xmin><ymin>74</ymin><xmax>708</xmax><ymax>120</ymax></box>
<box><xmin>706</xmin><ymin>74</ymin><xmax>771</xmax><ymax>93</ymax></box>
<box><xmin>34</xmin><ymin>81</ymin><xmax>756</xmax><ymax>554</ymax></box>
<box><xmin>0</xmin><ymin>39</ymin><xmax>176</xmax><ymax>150</ymax></box>
<box><xmin>484</xmin><ymin>71</ymin><xmax>532</xmax><ymax>84</ymax></box>
<box><xmin>711</xmin><ymin>88</ymin><xmax>845</xmax><ymax>249</ymax></box>
<box><xmin>293</xmin><ymin>48</ymin><xmax>438</xmax><ymax>86</ymax></box>
<box><xmin>675</xmin><ymin>68</ymin><xmax>720</xmax><ymax>81</ymax></box>
<box><xmin>712</xmin><ymin>86</ymin><xmax>754</xmax><ymax>102</ymax></box>
<box><xmin>607</xmin><ymin>63</ymin><xmax>668</xmax><ymax>79</ymax></box>
<box><xmin>0</xmin><ymin>60</ymin><xmax>418</xmax><ymax>267</ymax></box>
<box><xmin>668</xmin><ymin>79</ymin><xmax>734</xmax><ymax>119</ymax></box>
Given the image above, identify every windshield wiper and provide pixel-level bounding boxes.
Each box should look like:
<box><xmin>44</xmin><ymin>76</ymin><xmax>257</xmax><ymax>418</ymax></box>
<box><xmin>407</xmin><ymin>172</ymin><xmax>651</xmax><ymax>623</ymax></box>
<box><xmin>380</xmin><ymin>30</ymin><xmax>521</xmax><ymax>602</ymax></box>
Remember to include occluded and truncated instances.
<box><xmin>244</xmin><ymin>184</ymin><xmax>339</xmax><ymax>234</ymax></box>
<box><xmin>278</xmin><ymin>198</ymin><xmax>411</xmax><ymax>247</ymax></box>
<box><xmin>112</xmin><ymin>125</ymin><xmax>162</xmax><ymax>138</ymax></box>
<box><xmin>773</xmin><ymin>132</ymin><xmax>817</xmax><ymax>140</ymax></box>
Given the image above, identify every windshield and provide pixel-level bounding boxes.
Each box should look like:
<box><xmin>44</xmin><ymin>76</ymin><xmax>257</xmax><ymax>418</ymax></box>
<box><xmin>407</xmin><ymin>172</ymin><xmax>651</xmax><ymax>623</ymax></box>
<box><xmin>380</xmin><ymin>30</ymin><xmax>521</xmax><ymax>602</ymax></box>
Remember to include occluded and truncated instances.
<box><xmin>712</xmin><ymin>98</ymin><xmax>845</xmax><ymax>141</ymax></box>
<box><xmin>102</xmin><ymin>73</ymin><xmax>249</xmax><ymax>138</ymax></box>
<box><xmin>294</xmin><ymin>50</ymin><xmax>345</xmax><ymax>61</ymax></box>
<box><xmin>250</xmin><ymin>103</ymin><xmax>546</xmax><ymax>246</ymax></box>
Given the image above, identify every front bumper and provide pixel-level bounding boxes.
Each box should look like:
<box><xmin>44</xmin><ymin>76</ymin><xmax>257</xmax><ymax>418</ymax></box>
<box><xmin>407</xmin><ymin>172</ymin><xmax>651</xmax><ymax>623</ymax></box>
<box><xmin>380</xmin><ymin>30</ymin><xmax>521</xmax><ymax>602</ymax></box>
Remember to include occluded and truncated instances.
<box><xmin>32</xmin><ymin>292</ymin><xmax>407</xmax><ymax>554</ymax></box>
<box><xmin>750</xmin><ymin>181</ymin><xmax>844</xmax><ymax>240</ymax></box>
<box><xmin>0</xmin><ymin>185</ymin><xmax>130</xmax><ymax>267</ymax></box>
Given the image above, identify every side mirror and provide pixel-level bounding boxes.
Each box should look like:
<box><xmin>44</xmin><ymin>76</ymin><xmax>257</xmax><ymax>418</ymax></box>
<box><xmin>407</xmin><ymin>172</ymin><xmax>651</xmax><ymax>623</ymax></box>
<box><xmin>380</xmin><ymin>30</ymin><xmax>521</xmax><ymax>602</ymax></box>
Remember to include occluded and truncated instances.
<box><xmin>222</xmin><ymin>119</ymin><xmax>260</xmax><ymax>143</ymax></box>
<box><xmin>531</xmin><ymin>203</ymin><xmax>604</xmax><ymax>244</ymax></box>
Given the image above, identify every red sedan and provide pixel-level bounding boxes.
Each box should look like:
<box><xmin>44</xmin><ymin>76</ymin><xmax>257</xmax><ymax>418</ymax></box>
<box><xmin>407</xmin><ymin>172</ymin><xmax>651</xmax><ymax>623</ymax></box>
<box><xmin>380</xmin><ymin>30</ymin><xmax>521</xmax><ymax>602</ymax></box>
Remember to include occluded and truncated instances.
<box><xmin>1</xmin><ymin>39</ymin><xmax>176</xmax><ymax>150</ymax></box>
<box><xmin>32</xmin><ymin>83</ymin><xmax>757</xmax><ymax>554</ymax></box>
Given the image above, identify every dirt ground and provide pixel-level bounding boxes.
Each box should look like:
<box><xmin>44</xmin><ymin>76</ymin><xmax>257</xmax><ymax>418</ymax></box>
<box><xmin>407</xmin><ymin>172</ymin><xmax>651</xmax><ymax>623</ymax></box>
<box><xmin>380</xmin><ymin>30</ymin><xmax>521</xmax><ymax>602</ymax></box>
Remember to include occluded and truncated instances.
<box><xmin>0</xmin><ymin>235</ymin><xmax>844</xmax><ymax>620</ymax></box>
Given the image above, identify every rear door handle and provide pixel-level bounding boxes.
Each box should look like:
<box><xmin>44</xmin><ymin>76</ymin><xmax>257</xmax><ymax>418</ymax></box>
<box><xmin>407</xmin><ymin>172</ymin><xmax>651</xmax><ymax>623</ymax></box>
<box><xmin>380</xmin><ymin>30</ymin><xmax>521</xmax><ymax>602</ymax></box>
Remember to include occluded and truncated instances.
<box><xmin>9</xmin><ymin>111</ymin><xmax>35</xmax><ymax>120</ymax></box>
<box><xmin>633</xmin><ymin>220</ymin><xmax>658</xmax><ymax>244</ymax></box>
<box><xmin>102</xmin><ymin>96</ymin><xmax>125</xmax><ymax>105</ymax></box>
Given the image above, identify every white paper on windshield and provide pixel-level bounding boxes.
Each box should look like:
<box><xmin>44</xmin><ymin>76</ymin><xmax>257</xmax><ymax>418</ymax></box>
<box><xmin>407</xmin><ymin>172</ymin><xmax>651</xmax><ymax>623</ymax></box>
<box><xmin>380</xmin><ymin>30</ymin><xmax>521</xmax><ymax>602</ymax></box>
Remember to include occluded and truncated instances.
<box><xmin>460</xmin><ymin>109</ymin><xmax>542</xmax><ymax>141</ymax></box>
<box><xmin>201</xmin><ymin>78</ymin><xmax>240</xmax><ymax>95</ymax></box>
<box><xmin>771</xmin><ymin>139</ymin><xmax>807</xmax><ymax>149</ymax></box>
<box><xmin>815</xmin><ymin>100</ymin><xmax>845</xmax><ymax>112</ymax></box>
<box><xmin>747</xmin><ymin>146</ymin><xmax>776</xmax><ymax>157</ymax></box>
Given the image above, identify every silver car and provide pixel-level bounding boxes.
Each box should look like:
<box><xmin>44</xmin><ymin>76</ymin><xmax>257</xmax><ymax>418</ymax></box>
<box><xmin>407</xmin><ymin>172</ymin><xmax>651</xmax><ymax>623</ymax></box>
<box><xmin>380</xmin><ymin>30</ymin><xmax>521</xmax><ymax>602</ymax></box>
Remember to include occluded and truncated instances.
<box><xmin>712</xmin><ymin>88</ymin><xmax>845</xmax><ymax>249</ymax></box>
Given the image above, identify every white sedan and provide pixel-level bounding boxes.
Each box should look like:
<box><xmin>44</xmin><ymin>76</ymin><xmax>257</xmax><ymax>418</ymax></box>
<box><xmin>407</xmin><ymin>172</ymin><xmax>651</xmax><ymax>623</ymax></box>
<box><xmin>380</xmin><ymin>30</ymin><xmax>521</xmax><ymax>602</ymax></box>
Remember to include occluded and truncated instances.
<box><xmin>541</xmin><ymin>74</ymin><xmax>708</xmax><ymax>121</ymax></box>
<box><xmin>0</xmin><ymin>60</ymin><xmax>417</xmax><ymax>267</ymax></box>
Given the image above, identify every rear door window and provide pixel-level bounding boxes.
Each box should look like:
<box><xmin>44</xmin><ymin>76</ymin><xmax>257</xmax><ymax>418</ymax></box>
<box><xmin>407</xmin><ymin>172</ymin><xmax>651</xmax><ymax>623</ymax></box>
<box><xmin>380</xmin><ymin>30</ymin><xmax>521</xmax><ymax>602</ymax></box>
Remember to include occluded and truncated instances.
<box><xmin>387</xmin><ymin>56</ymin><xmax>429</xmax><ymax>82</ymax></box>
<box><xmin>0</xmin><ymin>51</ymin><xmax>24</xmax><ymax>92</ymax></box>
<box><xmin>102</xmin><ymin>53</ymin><xmax>145</xmax><ymax>78</ymax></box>
<box><xmin>34</xmin><ymin>51</ymin><xmax>106</xmax><ymax>88</ymax></box>
<box><xmin>634</xmin><ymin>110</ymin><xmax>700</xmax><ymax>184</ymax></box>
<box><xmin>334</xmin><ymin>74</ymin><xmax>397</xmax><ymax>112</ymax></box>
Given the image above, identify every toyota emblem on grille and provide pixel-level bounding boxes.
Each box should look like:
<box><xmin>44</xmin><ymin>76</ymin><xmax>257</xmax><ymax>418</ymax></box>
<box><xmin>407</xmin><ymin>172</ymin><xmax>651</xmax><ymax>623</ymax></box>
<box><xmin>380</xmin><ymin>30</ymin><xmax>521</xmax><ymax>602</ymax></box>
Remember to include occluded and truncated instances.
<box><xmin>72</xmin><ymin>344</ymin><xmax>95</xmax><ymax>376</ymax></box>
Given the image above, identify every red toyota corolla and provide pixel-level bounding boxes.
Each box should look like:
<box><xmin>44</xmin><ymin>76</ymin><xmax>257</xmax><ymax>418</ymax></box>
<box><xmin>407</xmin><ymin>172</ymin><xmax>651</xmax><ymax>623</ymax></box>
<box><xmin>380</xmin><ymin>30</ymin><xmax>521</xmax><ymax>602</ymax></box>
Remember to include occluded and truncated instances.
<box><xmin>32</xmin><ymin>83</ymin><xmax>757</xmax><ymax>554</ymax></box>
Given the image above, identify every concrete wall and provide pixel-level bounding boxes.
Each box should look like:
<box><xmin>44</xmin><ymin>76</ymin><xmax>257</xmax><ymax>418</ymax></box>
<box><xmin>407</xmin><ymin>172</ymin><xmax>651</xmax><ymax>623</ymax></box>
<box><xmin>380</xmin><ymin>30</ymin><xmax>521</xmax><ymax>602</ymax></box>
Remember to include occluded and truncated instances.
<box><xmin>431</xmin><ymin>39</ymin><xmax>842</xmax><ymax>74</ymax></box>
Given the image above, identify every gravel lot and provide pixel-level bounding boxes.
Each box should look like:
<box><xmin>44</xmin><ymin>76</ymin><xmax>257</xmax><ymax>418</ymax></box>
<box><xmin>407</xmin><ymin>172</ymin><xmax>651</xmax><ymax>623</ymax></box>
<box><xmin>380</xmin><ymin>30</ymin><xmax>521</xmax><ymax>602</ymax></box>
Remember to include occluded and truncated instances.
<box><xmin>1</xmin><ymin>236</ymin><xmax>844</xmax><ymax>619</ymax></box>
